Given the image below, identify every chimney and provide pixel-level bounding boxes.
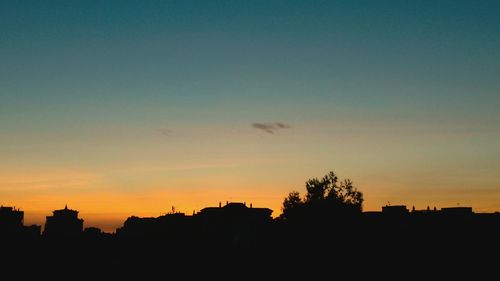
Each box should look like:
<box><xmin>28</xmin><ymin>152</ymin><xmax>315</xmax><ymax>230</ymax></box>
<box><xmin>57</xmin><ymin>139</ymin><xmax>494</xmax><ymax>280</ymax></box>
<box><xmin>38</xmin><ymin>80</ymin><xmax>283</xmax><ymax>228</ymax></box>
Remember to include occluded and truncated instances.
<box><xmin>226</xmin><ymin>201</ymin><xmax>228</xmax><ymax>206</ymax></box>
<box><xmin>250</xmin><ymin>203</ymin><xmax>253</xmax><ymax>208</ymax></box>
<box><xmin>219</xmin><ymin>202</ymin><xmax>221</xmax><ymax>208</ymax></box>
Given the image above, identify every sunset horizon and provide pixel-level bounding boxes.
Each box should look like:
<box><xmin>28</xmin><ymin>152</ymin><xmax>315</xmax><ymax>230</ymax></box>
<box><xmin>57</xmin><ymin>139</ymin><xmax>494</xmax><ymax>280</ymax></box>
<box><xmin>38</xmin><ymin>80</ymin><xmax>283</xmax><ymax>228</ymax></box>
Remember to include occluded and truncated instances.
<box><xmin>4</xmin><ymin>166</ymin><xmax>500</xmax><ymax>233</ymax></box>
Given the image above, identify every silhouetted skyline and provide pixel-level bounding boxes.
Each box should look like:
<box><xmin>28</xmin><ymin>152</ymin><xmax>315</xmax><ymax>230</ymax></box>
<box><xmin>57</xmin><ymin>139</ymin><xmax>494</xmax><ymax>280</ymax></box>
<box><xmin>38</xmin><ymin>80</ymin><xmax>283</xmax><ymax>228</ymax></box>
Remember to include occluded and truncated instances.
<box><xmin>2</xmin><ymin>200</ymin><xmax>500</xmax><ymax>235</ymax></box>
<box><xmin>3</xmin><ymin>190</ymin><xmax>500</xmax><ymax>276</ymax></box>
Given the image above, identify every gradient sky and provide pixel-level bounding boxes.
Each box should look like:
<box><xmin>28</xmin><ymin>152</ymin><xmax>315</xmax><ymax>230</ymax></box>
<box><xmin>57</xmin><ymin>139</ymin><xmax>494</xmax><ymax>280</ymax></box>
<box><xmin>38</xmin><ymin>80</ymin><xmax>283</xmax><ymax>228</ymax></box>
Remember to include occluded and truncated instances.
<box><xmin>1</xmin><ymin>0</ymin><xmax>500</xmax><ymax>232</ymax></box>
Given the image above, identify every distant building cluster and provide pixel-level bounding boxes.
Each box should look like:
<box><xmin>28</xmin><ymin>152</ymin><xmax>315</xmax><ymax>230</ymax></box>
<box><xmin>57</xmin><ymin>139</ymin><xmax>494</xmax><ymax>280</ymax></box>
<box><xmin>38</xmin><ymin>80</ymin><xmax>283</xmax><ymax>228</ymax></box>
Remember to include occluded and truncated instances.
<box><xmin>363</xmin><ymin>205</ymin><xmax>500</xmax><ymax>228</ymax></box>
<box><xmin>366</xmin><ymin>205</ymin><xmax>476</xmax><ymax>217</ymax></box>
<box><xmin>116</xmin><ymin>202</ymin><xmax>273</xmax><ymax>241</ymax></box>
<box><xmin>1</xmin><ymin>202</ymin><xmax>500</xmax><ymax>240</ymax></box>
<box><xmin>0</xmin><ymin>204</ymin><xmax>100</xmax><ymax>239</ymax></box>
<box><xmin>0</xmin><ymin>201</ymin><xmax>273</xmax><ymax>239</ymax></box>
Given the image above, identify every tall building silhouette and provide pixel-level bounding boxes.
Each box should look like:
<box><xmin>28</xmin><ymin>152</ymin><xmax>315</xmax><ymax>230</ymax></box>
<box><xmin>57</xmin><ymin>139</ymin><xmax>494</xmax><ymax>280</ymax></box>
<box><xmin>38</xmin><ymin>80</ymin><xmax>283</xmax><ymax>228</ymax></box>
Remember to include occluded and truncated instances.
<box><xmin>0</xmin><ymin>206</ymin><xmax>24</xmax><ymax>236</ymax></box>
<box><xmin>0</xmin><ymin>206</ymin><xmax>41</xmax><ymax>238</ymax></box>
<box><xmin>44</xmin><ymin>205</ymin><xmax>83</xmax><ymax>237</ymax></box>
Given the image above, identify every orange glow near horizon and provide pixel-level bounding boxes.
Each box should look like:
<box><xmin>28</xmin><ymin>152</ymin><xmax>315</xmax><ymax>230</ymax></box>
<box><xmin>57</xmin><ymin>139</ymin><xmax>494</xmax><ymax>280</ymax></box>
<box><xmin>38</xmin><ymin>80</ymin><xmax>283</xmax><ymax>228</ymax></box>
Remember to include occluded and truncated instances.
<box><xmin>2</xmin><ymin>119</ymin><xmax>500</xmax><ymax>233</ymax></box>
<box><xmin>4</xmin><ymin>166</ymin><xmax>500</xmax><ymax>233</ymax></box>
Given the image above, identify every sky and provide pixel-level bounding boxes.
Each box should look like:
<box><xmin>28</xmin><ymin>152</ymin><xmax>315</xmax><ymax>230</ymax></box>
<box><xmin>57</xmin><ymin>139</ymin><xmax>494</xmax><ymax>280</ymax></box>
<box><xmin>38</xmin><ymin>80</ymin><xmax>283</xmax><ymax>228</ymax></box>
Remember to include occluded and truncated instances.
<box><xmin>1</xmin><ymin>0</ymin><xmax>499</xmax><ymax>232</ymax></box>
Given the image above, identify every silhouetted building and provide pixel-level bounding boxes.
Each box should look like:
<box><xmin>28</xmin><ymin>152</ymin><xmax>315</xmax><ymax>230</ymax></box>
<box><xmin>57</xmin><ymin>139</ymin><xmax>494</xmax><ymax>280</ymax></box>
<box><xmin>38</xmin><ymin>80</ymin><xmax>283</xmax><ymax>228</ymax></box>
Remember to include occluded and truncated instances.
<box><xmin>0</xmin><ymin>206</ymin><xmax>42</xmax><ymax>239</ymax></box>
<box><xmin>24</xmin><ymin>224</ymin><xmax>42</xmax><ymax>238</ymax></box>
<box><xmin>381</xmin><ymin>205</ymin><xmax>409</xmax><ymax>216</ymax></box>
<box><xmin>197</xmin><ymin>202</ymin><xmax>273</xmax><ymax>245</ymax></box>
<box><xmin>411</xmin><ymin>205</ymin><xmax>437</xmax><ymax>213</ymax></box>
<box><xmin>440</xmin><ymin>207</ymin><xmax>473</xmax><ymax>216</ymax></box>
<box><xmin>0</xmin><ymin>206</ymin><xmax>24</xmax><ymax>236</ymax></box>
<box><xmin>198</xmin><ymin>202</ymin><xmax>273</xmax><ymax>224</ymax></box>
<box><xmin>83</xmin><ymin>227</ymin><xmax>107</xmax><ymax>240</ymax></box>
<box><xmin>117</xmin><ymin>216</ymin><xmax>156</xmax><ymax>237</ymax></box>
<box><xmin>44</xmin><ymin>205</ymin><xmax>83</xmax><ymax>237</ymax></box>
<box><xmin>116</xmin><ymin>212</ymin><xmax>197</xmax><ymax>241</ymax></box>
<box><xmin>84</xmin><ymin>227</ymin><xmax>102</xmax><ymax>235</ymax></box>
<box><xmin>116</xmin><ymin>202</ymin><xmax>273</xmax><ymax>247</ymax></box>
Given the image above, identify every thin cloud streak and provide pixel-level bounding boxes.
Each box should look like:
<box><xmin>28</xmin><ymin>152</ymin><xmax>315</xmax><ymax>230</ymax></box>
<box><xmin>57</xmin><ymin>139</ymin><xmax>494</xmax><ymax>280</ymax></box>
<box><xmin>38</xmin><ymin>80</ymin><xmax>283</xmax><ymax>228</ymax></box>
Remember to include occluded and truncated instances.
<box><xmin>252</xmin><ymin>123</ymin><xmax>291</xmax><ymax>134</ymax></box>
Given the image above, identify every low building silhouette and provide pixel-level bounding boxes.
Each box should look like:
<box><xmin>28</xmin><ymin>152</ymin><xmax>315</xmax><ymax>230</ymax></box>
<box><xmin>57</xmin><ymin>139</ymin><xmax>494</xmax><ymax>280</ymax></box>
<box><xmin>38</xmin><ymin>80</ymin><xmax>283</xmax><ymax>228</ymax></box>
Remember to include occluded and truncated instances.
<box><xmin>84</xmin><ymin>227</ymin><xmax>102</xmax><ymax>236</ymax></box>
<box><xmin>24</xmin><ymin>224</ymin><xmax>42</xmax><ymax>238</ymax></box>
<box><xmin>197</xmin><ymin>202</ymin><xmax>273</xmax><ymax>246</ymax></box>
<box><xmin>198</xmin><ymin>202</ymin><xmax>272</xmax><ymax>224</ymax></box>
<box><xmin>440</xmin><ymin>206</ymin><xmax>473</xmax><ymax>216</ymax></box>
<box><xmin>381</xmin><ymin>205</ymin><xmax>409</xmax><ymax>216</ymax></box>
<box><xmin>116</xmin><ymin>201</ymin><xmax>273</xmax><ymax>248</ymax></box>
<box><xmin>371</xmin><ymin>205</ymin><xmax>476</xmax><ymax>220</ymax></box>
<box><xmin>44</xmin><ymin>205</ymin><xmax>83</xmax><ymax>237</ymax></box>
<box><xmin>116</xmin><ymin>212</ymin><xmax>197</xmax><ymax>241</ymax></box>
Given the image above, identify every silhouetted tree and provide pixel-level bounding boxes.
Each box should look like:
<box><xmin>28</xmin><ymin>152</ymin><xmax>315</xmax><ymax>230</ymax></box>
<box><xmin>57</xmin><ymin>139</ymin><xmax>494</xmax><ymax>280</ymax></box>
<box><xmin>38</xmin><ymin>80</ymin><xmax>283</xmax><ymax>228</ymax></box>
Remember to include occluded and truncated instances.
<box><xmin>280</xmin><ymin>171</ymin><xmax>363</xmax><ymax>221</ymax></box>
<box><xmin>305</xmin><ymin>177</ymin><xmax>328</xmax><ymax>203</ymax></box>
<box><xmin>282</xmin><ymin>191</ymin><xmax>303</xmax><ymax>219</ymax></box>
<box><xmin>327</xmin><ymin>178</ymin><xmax>363</xmax><ymax>211</ymax></box>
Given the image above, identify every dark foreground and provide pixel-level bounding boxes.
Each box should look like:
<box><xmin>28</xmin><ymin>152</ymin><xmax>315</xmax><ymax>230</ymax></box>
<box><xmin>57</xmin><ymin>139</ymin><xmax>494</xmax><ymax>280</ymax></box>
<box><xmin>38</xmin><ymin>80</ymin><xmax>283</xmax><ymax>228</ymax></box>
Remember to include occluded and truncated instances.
<box><xmin>3</xmin><ymin>218</ymin><xmax>499</xmax><ymax>279</ymax></box>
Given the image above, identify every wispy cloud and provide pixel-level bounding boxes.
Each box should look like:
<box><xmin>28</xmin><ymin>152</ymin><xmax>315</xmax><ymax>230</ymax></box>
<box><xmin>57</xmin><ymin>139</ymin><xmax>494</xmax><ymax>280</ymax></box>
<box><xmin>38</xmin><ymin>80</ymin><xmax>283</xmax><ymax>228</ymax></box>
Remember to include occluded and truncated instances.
<box><xmin>252</xmin><ymin>122</ymin><xmax>291</xmax><ymax>134</ymax></box>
